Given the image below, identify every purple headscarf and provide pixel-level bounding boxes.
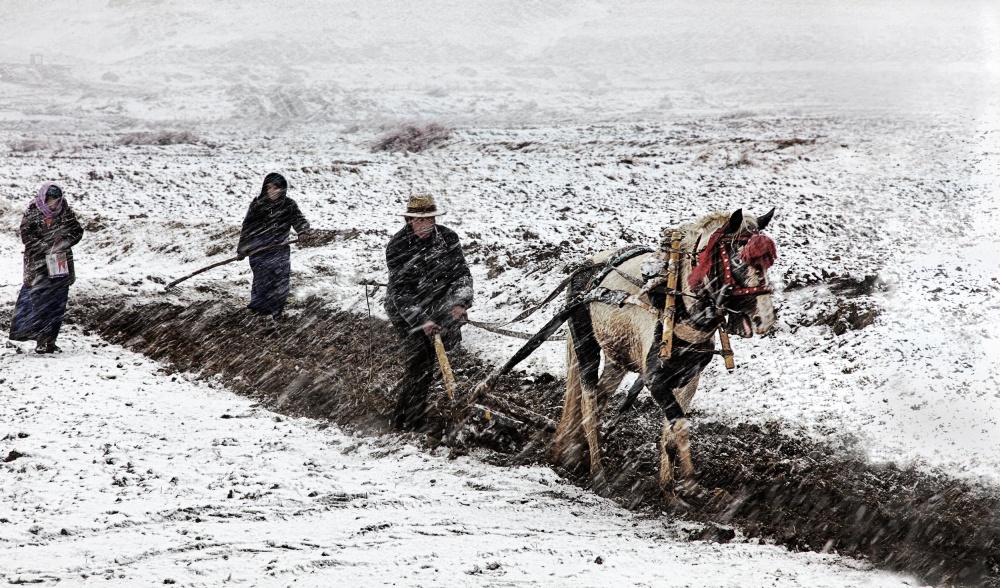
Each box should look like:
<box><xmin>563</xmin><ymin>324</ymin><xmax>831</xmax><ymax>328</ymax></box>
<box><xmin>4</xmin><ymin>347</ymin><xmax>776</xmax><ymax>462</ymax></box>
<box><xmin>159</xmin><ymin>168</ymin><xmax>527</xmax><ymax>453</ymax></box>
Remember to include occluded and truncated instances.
<box><xmin>35</xmin><ymin>183</ymin><xmax>65</xmax><ymax>219</ymax></box>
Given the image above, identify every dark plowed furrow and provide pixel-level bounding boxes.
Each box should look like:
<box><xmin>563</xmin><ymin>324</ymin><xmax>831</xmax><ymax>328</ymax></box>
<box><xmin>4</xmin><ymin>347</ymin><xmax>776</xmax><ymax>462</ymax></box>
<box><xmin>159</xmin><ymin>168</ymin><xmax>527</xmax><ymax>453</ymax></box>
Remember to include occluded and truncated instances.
<box><xmin>43</xmin><ymin>296</ymin><xmax>1000</xmax><ymax>587</ymax></box>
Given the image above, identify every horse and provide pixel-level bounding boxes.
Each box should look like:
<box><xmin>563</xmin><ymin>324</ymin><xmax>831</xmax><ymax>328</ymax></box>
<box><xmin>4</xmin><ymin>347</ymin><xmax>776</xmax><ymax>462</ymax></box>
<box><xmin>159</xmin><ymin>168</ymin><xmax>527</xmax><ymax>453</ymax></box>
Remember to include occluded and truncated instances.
<box><xmin>547</xmin><ymin>208</ymin><xmax>777</xmax><ymax>506</ymax></box>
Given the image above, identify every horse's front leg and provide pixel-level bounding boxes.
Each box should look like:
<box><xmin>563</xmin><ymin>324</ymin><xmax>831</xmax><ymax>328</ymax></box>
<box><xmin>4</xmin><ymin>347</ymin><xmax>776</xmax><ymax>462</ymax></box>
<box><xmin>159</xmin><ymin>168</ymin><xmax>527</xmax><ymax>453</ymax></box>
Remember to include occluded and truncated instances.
<box><xmin>660</xmin><ymin>415</ymin><xmax>732</xmax><ymax>511</ymax></box>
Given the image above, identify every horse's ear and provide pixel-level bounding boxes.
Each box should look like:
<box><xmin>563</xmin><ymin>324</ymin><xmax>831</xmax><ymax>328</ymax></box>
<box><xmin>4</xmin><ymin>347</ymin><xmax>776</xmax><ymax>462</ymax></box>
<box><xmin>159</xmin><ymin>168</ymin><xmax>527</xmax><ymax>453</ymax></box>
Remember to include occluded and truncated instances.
<box><xmin>756</xmin><ymin>208</ymin><xmax>775</xmax><ymax>230</ymax></box>
<box><xmin>727</xmin><ymin>209</ymin><xmax>744</xmax><ymax>233</ymax></box>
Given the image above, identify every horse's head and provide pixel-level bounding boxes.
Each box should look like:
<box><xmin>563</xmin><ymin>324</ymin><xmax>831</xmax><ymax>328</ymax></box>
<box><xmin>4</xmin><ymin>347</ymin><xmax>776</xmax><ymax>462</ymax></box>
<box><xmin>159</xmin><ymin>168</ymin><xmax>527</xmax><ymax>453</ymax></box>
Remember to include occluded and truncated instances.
<box><xmin>686</xmin><ymin>209</ymin><xmax>777</xmax><ymax>338</ymax></box>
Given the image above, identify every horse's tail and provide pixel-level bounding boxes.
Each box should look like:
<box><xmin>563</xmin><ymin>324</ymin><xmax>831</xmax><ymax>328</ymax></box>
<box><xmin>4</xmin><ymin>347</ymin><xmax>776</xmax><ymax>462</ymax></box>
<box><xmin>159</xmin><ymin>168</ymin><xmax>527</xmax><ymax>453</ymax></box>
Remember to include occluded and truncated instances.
<box><xmin>549</xmin><ymin>329</ymin><xmax>587</xmax><ymax>473</ymax></box>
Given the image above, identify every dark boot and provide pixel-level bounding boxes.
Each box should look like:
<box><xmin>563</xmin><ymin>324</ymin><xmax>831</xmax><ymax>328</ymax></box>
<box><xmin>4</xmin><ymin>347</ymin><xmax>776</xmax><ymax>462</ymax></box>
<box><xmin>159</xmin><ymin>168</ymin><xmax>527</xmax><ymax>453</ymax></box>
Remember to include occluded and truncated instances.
<box><xmin>35</xmin><ymin>337</ymin><xmax>60</xmax><ymax>354</ymax></box>
<box><xmin>391</xmin><ymin>379</ymin><xmax>429</xmax><ymax>431</ymax></box>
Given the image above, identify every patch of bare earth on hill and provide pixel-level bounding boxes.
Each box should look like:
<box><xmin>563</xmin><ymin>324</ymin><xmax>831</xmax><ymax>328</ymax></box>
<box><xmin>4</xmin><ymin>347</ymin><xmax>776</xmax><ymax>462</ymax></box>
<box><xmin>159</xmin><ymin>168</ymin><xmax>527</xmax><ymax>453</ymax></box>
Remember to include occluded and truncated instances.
<box><xmin>58</xmin><ymin>295</ymin><xmax>1000</xmax><ymax>587</ymax></box>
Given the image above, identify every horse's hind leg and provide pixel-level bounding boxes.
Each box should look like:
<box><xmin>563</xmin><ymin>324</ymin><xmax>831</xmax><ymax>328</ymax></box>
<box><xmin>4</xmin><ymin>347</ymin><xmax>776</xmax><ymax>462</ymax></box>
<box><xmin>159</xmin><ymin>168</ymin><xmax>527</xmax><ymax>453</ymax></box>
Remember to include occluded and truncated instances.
<box><xmin>578</xmin><ymin>359</ymin><xmax>626</xmax><ymax>494</ymax></box>
<box><xmin>595</xmin><ymin>360</ymin><xmax>627</xmax><ymax>416</ymax></box>
<box><xmin>659</xmin><ymin>417</ymin><xmax>693</xmax><ymax>502</ymax></box>
<box><xmin>569</xmin><ymin>309</ymin><xmax>609</xmax><ymax>494</ymax></box>
<box><xmin>550</xmin><ymin>313</ymin><xmax>609</xmax><ymax>495</ymax></box>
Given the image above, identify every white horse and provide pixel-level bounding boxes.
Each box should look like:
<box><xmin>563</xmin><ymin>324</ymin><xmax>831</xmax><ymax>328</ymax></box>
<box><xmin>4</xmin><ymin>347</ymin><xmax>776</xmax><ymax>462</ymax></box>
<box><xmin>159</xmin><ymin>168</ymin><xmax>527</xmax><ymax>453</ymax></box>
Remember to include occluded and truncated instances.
<box><xmin>548</xmin><ymin>209</ymin><xmax>777</xmax><ymax>506</ymax></box>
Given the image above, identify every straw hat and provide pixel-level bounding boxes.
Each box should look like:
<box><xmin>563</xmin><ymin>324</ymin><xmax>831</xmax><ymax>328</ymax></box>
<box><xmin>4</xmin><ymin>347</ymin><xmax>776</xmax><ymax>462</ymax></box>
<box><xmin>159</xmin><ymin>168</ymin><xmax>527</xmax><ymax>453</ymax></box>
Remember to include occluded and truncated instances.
<box><xmin>401</xmin><ymin>193</ymin><xmax>446</xmax><ymax>218</ymax></box>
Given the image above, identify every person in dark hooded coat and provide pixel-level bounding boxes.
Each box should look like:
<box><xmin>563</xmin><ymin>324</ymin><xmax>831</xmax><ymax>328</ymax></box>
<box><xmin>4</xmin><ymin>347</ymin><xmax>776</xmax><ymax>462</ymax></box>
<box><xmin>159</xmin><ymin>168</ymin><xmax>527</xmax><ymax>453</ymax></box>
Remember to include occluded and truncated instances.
<box><xmin>9</xmin><ymin>183</ymin><xmax>85</xmax><ymax>353</ymax></box>
<box><xmin>237</xmin><ymin>173</ymin><xmax>312</xmax><ymax>320</ymax></box>
<box><xmin>385</xmin><ymin>193</ymin><xmax>474</xmax><ymax>431</ymax></box>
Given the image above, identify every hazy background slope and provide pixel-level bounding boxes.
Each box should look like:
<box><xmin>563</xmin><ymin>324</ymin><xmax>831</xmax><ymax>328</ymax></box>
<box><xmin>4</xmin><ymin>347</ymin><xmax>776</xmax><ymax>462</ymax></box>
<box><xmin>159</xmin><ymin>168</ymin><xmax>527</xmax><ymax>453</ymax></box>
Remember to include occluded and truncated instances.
<box><xmin>1</xmin><ymin>0</ymin><xmax>998</xmax><ymax>128</ymax></box>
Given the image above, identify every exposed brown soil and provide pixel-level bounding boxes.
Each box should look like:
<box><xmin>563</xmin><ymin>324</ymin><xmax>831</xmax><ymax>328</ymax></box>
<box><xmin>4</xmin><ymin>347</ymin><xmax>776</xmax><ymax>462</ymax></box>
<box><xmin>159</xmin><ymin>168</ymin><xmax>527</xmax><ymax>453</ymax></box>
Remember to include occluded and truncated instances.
<box><xmin>55</xmin><ymin>295</ymin><xmax>1000</xmax><ymax>587</ymax></box>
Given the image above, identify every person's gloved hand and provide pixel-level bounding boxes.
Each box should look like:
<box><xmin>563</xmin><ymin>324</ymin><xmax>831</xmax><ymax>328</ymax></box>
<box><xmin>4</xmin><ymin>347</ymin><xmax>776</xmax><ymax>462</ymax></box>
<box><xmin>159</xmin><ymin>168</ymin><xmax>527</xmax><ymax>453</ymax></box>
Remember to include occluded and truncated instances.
<box><xmin>449</xmin><ymin>305</ymin><xmax>468</xmax><ymax>324</ymax></box>
<box><xmin>421</xmin><ymin>320</ymin><xmax>441</xmax><ymax>337</ymax></box>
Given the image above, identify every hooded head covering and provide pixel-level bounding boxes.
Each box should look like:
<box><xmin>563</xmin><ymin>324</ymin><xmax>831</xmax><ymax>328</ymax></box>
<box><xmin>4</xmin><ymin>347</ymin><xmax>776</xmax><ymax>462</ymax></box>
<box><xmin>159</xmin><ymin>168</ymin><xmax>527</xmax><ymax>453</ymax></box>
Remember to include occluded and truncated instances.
<box><xmin>35</xmin><ymin>183</ymin><xmax>65</xmax><ymax>219</ymax></box>
<box><xmin>259</xmin><ymin>173</ymin><xmax>288</xmax><ymax>199</ymax></box>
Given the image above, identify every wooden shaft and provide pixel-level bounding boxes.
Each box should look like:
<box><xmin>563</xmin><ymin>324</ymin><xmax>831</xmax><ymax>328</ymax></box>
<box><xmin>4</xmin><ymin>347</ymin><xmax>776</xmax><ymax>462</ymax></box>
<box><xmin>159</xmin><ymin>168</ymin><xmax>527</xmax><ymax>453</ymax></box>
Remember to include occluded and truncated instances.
<box><xmin>659</xmin><ymin>231</ymin><xmax>683</xmax><ymax>359</ymax></box>
<box><xmin>432</xmin><ymin>332</ymin><xmax>457</xmax><ymax>400</ymax></box>
<box><xmin>473</xmin><ymin>394</ymin><xmax>558</xmax><ymax>432</ymax></box>
<box><xmin>717</xmin><ymin>327</ymin><xmax>736</xmax><ymax>370</ymax></box>
<box><xmin>711</xmin><ymin>242</ymin><xmax>736</xmax><ymax>371</ymax></box>
<box><xmin>165</xmin><ymin>239</ymin><xmax>299</xmax><ymax>289</ymax></box>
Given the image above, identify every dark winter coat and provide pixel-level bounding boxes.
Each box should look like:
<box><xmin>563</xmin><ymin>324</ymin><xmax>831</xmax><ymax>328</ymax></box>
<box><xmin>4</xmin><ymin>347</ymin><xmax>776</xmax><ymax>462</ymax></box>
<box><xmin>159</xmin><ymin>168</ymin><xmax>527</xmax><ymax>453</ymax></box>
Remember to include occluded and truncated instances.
<box><xmin>20</xmin><ymin>202</ymin><xmax>85</xmax><ymax>287</ymax></box>
<box><xmin>385</xmin><ymin>224</ymin><xmax>474</xmax><ymax>330</ymax></box>
<box><xmin>237</xmin><ymin>194</ymin><xmax>310</xmax><ymax>258</ymax></box>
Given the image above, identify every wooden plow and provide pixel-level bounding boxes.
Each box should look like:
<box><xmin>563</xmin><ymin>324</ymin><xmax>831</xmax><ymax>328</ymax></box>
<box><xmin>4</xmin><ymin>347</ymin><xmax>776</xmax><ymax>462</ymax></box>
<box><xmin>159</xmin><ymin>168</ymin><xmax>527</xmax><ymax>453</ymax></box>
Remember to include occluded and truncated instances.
<box><xmin>164</xmin><ymin>239</ymin><xmax>301</xmax><ymax>292</ymax></box>
<box><xmin>358</xmin><ymin>281</ymin><xmax>558</xmax><ymax>436</ymax></box>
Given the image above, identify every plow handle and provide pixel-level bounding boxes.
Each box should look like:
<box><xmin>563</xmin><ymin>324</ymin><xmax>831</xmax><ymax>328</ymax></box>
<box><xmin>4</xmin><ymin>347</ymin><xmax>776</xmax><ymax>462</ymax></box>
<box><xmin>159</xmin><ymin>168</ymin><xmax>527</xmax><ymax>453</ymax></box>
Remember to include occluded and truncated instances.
<box><xmin>165</xmin><ymin>239</ymin><xmax>299</xmax><ymax>290</ymax></box>
<box><xmin>432</xmin><ymin>333</ymin><xmax>457</xmax><ymax>400</ymax></box>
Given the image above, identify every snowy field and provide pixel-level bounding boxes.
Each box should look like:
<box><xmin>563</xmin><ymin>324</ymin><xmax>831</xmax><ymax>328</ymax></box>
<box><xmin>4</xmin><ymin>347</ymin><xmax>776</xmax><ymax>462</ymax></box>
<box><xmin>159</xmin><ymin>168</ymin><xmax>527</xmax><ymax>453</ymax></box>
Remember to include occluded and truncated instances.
<box><xmin>0</xmin><ymin>329</ymin><xmax>922</xmax><ymax>586</ymax></box>
<box><xmin>2</xmin><ymin>0</ymin><xmax>1000</xmax><ymax>585</ymax></box>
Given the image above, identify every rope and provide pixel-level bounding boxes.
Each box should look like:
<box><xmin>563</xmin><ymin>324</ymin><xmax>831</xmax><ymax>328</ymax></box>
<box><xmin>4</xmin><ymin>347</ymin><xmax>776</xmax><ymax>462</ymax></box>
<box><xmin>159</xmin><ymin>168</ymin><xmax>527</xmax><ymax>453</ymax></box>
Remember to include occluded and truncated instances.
<box><xmin>468</xmin><ymin>319</ymin><xmax>567</xmax><ymax>341</ymax></box>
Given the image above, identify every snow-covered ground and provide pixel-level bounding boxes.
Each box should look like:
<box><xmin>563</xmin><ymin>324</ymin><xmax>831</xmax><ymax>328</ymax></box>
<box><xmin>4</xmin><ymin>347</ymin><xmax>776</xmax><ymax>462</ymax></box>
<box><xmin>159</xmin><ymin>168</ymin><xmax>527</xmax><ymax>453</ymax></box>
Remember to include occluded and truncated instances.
<box><xmin>3</xmin><ymin>0</ymin><xmax>1000</xmax><ymax>585</ymax></box>
<box><xmin>1</xmin><ymin>328</ymin><xmax>928</xmax><ymax>587</ymax></box>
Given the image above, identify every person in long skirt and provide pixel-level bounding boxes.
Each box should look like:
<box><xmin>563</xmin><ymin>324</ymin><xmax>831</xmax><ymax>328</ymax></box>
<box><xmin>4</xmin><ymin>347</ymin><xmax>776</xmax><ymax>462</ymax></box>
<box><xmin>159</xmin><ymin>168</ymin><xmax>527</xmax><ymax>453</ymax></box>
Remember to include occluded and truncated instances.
<box><xmin>236</xmin><ymin>173</ymin><xmax>312</xmax><ymax>321</ymax></box>
<box><xmin>9</xmin><ymin>183</ymin><xmax>85</xmax><ymax>354</ymax></box>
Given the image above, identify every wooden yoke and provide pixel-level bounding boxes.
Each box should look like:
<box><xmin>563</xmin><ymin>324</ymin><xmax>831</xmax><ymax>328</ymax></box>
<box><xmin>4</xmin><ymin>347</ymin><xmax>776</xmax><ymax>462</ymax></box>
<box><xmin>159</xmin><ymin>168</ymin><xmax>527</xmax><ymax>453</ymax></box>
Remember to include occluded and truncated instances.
<box><xmin>659</xmin><ymin>231</ymin><xmax>683</xmax><ymax>359</ymax></box>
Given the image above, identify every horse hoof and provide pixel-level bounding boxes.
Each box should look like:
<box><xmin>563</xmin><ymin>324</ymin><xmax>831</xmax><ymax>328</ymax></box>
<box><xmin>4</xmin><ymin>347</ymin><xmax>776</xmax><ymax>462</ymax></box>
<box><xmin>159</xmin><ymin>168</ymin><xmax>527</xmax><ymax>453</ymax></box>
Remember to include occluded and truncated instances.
<box><xmin>677</xmin><ymin>482</ymin><xmax>733</xmax><ymax>512</ymax></box>
<box><xmin>661</xmin><ymin>492</ymin><xmax>682</xmax><ymax>511</ymax></box>
<box><xmin>703</xmin><ymin>488</ymin><xmax>734</xmax><ymax>513</ymax></box>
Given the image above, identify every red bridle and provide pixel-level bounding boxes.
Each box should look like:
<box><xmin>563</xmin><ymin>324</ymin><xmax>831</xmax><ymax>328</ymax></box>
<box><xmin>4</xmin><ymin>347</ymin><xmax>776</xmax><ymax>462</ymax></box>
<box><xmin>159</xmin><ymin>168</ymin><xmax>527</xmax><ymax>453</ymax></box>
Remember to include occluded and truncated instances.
<box><xmin>689</xmin><ymin>227</ymin><xmax>777</xmax><ymax>297</ymax></box>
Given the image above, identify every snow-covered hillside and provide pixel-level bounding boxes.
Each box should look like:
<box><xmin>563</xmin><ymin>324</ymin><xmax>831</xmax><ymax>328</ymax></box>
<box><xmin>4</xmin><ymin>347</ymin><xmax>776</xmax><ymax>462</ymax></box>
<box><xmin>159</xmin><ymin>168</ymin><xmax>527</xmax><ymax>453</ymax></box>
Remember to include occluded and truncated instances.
<box><xmin>3</xmin><ymin>1</ymin><xmax>1000</xmax><ymax>586</ymax></box>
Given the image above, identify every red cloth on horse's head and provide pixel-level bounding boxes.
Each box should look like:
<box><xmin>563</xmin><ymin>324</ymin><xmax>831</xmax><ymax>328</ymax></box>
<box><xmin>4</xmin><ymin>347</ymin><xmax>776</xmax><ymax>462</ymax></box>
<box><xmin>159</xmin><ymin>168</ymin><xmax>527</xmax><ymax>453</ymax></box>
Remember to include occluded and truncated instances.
<box><xmin>741</xmin><ymin>233</ymin><xmax>777</xmax><ymax>272</ymax></box>
<box><xmin>687</xmin><ymin>228</ymin><xmax>725</xmax><ymax>290</ymax></box>
<box><xmin>687</xmin><ymin>229</ymin><xmax>778</xmax><ymax>290</ymax></box>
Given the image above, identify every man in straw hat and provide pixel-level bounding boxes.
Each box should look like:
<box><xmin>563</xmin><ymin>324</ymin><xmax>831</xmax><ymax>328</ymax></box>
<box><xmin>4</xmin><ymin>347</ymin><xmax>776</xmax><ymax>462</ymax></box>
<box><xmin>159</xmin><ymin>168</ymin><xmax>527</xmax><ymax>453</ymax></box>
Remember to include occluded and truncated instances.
<box><xmin>385</xmin><ymin>193</ymin><xmax>474</xmax><ymax>431</ymax></box>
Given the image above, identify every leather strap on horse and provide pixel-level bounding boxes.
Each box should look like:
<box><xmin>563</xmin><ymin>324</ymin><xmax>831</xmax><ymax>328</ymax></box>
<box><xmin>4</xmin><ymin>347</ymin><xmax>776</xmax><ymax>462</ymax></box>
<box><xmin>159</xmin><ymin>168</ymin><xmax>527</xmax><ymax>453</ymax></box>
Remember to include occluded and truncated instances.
<box><xmin>587</xmin><ymin>246</ymin><xmax>654</xmax><ymax>290</ymax></box>
<box><xmin>714</xmin><ymin>249</ymin><xmax>737</xmax><ymax>370</ymax></box>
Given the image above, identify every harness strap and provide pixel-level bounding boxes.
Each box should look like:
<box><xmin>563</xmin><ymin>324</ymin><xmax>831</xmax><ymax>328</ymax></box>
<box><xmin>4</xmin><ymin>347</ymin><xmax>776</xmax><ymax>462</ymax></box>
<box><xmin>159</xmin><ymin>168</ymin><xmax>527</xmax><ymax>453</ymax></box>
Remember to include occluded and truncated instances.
<box><xmin>468</xmin><ymin>319</ymin><xmax>567</xmax><ymax>341</ymax></box>
<box><xmin>473</xmin><ymin>261</ymin><xmax>594</xmax><ymax>331</ymax></box>
<box><xmin>587</xmin><ymin>246</ymin><xmax>654</xmax><ymax>290</ymax></box>
<box><xmin>717</xmin><ymin>240</ymin><xmax>773</xmax><ymax>296</ymax></box>
<box><xmin>476</xmin><ymin>245</ymin><xmax>653</xmax><ymax>332</ymax></box>
<box><xmin>611</xmin><ymin>266</ymin><xmax>646</xmax><ymax>288</ymax></box>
